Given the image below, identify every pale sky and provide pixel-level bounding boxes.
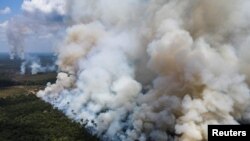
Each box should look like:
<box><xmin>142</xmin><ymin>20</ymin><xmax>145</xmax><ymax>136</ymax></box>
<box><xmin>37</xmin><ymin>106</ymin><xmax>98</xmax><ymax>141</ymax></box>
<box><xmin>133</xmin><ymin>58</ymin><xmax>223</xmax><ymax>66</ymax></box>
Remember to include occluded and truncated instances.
<box><xmin>0</xmin><ymin>0</ymin><xmax>66</xmax><ymax>53</ymax></box>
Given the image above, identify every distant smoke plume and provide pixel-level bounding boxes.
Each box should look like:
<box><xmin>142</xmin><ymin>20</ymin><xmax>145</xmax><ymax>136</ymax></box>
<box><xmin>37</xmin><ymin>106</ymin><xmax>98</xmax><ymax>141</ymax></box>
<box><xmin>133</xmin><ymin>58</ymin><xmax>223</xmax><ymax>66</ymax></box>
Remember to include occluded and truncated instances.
<box><xmin>38</xmin><ymin>0</ymin><xmax>250</xmax><ymax>141</ymax></box>
<box><xmin>6</xmin><ymin>0</ymin><xmax>66</xmax><ymax>59</ymax></box>
<box><xmin>20</xmin><ymin>54</ymin><xmax>56</xmax><ymax>75</ymax></box>
<box><xmin>6</xmin><ymin>17</ymin><xmax>29</xmax><ymax>59</ymax></box>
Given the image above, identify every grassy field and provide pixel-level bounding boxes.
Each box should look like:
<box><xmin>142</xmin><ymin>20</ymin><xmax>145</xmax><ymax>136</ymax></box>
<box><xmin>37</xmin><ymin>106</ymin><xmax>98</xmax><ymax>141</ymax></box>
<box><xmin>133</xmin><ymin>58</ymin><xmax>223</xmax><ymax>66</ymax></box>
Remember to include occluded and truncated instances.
<box><xmin>0</xmin><ymin>53</ymin><xmax>98</xmax><ymax>141</ymax></box>
<box><xmin>0</xmin><ymin>86</ymin><xmax>40</xmax><ymax>98</ymax></box>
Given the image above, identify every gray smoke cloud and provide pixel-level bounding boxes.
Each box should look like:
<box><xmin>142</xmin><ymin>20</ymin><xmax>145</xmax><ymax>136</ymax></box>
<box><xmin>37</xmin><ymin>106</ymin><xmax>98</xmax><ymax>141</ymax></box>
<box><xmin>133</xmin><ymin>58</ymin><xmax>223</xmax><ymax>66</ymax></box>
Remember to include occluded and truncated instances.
<box><xmin>37</xmin><ymin>0</ymin><xmax>250</xmax><ymax>141</ymax></box>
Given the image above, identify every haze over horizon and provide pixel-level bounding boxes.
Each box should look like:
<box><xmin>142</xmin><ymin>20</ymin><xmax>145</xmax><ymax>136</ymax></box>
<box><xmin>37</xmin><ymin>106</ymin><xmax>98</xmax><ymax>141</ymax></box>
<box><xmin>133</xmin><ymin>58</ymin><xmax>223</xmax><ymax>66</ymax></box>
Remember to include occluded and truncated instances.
<box><xmin>0</xmin><ymin>0</ymin><xmax>65</xmax><ymax>54</ymax></box>
<box><xmin>2</xmin><ymin>0</ymin><xmax>250</xmax><ymax>141</ymax></box>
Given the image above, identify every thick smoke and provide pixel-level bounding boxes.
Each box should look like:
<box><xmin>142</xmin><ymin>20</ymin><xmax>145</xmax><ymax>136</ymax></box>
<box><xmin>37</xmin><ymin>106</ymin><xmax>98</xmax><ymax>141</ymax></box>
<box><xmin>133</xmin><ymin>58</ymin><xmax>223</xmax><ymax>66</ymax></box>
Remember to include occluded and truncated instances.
<box><xmin>38</xmin><ymin>0</ymin><xmax>250</xmax><ymax>141</ymax></box>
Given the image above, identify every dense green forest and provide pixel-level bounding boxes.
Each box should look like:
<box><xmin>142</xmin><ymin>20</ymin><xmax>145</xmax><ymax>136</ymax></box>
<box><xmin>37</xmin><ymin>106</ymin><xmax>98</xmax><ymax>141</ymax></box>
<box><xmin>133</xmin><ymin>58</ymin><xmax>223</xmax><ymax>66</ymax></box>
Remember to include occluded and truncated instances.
<box><xmin>0</xmin><ymin>53</ymin><xmax>98</xmax><ymax>141</ymax></box>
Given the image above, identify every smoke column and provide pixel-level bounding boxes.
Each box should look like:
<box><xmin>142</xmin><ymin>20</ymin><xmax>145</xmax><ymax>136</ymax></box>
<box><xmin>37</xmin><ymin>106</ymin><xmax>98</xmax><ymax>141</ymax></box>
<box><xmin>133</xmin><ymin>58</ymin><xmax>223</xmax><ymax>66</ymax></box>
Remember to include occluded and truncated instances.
<box><xmin>20</xmin><ymin>55</ymin><xmax>56</xmax><ymax>75</ymax></box>
<box><xmin>6</xmin><ymin>0</ymin><xmax>66</xmax><ymax>60</ymax></box>
<box><xmin>38</xmin><ymin>0</ymin><xmax>250</xmax><ymax>140</ymax></box>
<box><xmin>6</xmin><ymin>17</ymin><xmax>28</xmax><ymax>59</ymax></box>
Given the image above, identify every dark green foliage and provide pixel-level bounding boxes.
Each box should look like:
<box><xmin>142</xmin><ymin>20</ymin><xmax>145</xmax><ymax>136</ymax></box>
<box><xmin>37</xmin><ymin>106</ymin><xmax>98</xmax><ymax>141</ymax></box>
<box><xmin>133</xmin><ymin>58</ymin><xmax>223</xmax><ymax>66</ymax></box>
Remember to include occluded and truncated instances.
<box><xmin>14</xmin><ymin>73</ymin><xmax>57</xmax><ymax>86</ymax></box>
<box><xmin>0</xmin><ymin>94</ymin><xmax>99</xmax><ymax>141</ymax></box>
<box><xmin>0</xmin><ymin>78</ymin><xmax>17</xmax><ymax>87</ymax></box>
<box><xmin>0</xmin><ymin>54</ymin><xmax>99</xmax><ymax>141</ymax></box>
<box><xmin>0</xmin><ymin>53</ymin><xmax>57</xmax><ymax>88</ymax></box>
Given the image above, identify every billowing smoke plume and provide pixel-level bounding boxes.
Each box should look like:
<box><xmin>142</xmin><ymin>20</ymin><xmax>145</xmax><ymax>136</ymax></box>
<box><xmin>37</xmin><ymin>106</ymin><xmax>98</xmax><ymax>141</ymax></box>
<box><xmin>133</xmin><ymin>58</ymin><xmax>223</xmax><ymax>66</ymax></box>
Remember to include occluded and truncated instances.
<box><xmin>38</xmin><ymin>0</ymin><xmax>250</xmax><ymax>141</ymax></box>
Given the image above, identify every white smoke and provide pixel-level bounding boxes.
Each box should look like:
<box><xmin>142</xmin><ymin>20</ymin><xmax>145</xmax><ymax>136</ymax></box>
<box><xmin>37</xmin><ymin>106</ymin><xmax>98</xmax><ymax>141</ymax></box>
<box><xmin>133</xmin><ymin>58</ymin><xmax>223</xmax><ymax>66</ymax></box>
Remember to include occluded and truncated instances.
<box><xmin>6</xmin><ymin>0</ymin><xmax>66</xmax><ymax>60</ymax></box>
<box><xmin>37</xmin><ymin>0</ymin><xmax>250</xmax><ymax>141</ymax></box>
<box><xmin>6</xmin><ymin>16</ymin><xmax>30</xmax><ymax>59</ymax></box>
<box><xmin>20</xmin><ymin>54</ymin><xmax>56</xmax><ymax>75</ymax></box>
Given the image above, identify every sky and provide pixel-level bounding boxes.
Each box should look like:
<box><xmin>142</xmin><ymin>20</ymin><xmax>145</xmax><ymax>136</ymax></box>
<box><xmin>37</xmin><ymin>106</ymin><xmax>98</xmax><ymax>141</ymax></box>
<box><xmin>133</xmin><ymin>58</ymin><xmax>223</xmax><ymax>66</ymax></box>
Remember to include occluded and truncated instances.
<box><xmin>0</xmin><ymin>0</ymin><xmax>22</xmax><ymax>22</ymax></box>
<box><xmin>0</xmin><ymin>0</ymin><xmax>66</xmax><ymax>53</ymax></box>
<box><xmin>0</xmin><ymin>0</ymin><xmax>22</xmax><ymax>53</ymax></box>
